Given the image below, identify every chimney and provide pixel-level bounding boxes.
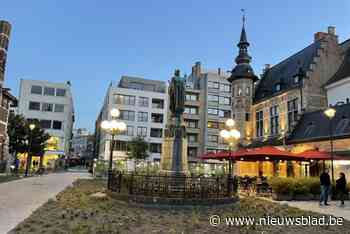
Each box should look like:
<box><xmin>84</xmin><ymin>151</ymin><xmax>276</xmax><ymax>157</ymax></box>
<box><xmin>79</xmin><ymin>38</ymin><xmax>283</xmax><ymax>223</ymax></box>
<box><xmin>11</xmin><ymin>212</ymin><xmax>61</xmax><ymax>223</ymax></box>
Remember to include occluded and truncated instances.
<box><xmin>192</xmin><ymin>61</ymin><xmax>201</xmax><ymax>77</ymax></box>
<box><xmin>263</xmin><ymin>64</ymin><xmax>270</xmax><ymax>74</ymax></box>
<box><xmin>0</xmin><ymin>20</ymin><xmax>11</xmax><ymax>83</ymax></box>
<box><xmin>328</xmin><ymin>26</ymin><xmax>336</xmax><ymax>35</ymax></box>
<box><xmin>314</xmin><ymin>32</ymin><xmax>328</xmax><ymax>42</ymax></box>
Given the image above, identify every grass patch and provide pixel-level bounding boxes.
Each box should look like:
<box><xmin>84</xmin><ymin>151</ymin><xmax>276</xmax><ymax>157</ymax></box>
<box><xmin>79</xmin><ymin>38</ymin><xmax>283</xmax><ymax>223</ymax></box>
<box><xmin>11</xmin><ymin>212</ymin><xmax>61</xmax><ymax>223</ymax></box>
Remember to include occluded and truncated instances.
<box><xmin>10</xmin><ymin>179</ymin><xmax>350</xmax><ymax>234</ymax></box>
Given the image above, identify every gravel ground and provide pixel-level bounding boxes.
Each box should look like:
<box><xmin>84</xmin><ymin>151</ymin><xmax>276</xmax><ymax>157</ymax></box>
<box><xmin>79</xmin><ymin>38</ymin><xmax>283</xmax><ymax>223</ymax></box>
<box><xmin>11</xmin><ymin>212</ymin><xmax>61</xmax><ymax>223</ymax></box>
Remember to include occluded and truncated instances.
<box><xmin>9</xmin><ymin>179</ymin><xmax>350</xmax><ymax>234</ymax></box>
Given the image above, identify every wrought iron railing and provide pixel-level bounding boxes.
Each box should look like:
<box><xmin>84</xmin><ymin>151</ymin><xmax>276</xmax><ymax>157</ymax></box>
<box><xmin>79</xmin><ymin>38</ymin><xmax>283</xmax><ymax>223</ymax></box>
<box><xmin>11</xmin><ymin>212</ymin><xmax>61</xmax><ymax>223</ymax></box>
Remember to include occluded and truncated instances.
<box><xmin>108</xmin><ymin>171</ymin><xmax>238</xmax><ymax>199</ymax></box>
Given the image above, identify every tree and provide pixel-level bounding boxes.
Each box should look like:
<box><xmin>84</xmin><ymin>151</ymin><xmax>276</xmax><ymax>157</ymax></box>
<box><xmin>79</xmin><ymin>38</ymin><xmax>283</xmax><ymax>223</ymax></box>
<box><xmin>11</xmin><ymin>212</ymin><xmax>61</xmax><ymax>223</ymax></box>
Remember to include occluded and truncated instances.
<box><xmin>26</xmin><ymin>119</ymin><xmax>50</xmax><ymax>169</ymax></box>
<box><xmin>7</xmin><ymin>114</ymin><xmax>50</xmax><ymax>173</ymax></box>
<box><xmin>127</xmin><ymin>137</ymin><xmax>149</xmax><ymax>172</ymax></box>
<box><xmin>7</xmin><ymin>113</ymin><xmax>28</xmax><ymax>163</ymax></box>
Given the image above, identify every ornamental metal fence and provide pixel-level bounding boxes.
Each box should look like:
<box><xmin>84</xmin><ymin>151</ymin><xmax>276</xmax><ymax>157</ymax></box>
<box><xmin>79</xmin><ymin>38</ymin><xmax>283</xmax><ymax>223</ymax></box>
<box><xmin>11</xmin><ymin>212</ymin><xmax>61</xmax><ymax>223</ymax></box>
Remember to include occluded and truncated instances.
<box><xmin>108</xmin><ymin>171</ymin><xmax>238</xmax><ymax>199</ymax></box>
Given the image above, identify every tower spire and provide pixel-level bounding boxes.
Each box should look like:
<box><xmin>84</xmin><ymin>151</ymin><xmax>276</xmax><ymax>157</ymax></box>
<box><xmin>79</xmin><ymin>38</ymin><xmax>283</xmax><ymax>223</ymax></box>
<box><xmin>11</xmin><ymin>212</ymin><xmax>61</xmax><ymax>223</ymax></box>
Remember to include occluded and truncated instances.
<box><xmin>235</xmin><ymin>9</ymin><xmax>251</xmax><ymax>64</ymax></box>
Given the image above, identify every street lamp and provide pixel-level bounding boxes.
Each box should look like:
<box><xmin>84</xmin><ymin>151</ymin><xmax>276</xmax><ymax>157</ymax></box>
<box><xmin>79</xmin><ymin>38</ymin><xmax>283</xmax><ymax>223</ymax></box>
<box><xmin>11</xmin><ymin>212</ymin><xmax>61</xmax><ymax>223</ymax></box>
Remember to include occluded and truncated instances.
<box><xmin>101</xmin><ymin>108</ymin><xmax>126</xmax><ymax>187</ymax></box>
<box><xmin>324</xmin><ymin>107</ymin><xmax>336</xmax><ymax>183</ymax></box>
<box><xmin>25</xmin><ymin>123</ymin><xmax>36</xmax><ymax>177</ymax></box>
<box><xmin>220</xmin><ymin>119</ymin><xmax>241</xmax><ymax>195</ymax></box>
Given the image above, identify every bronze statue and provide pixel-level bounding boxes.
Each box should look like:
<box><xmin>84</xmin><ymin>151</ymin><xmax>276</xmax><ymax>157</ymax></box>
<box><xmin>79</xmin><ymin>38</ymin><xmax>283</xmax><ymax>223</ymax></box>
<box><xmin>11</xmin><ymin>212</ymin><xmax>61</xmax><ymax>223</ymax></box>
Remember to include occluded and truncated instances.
<box><xmin>169</xmin><ymin>69</ymin><xmax>185</xmax><ymax>118</ymax></box>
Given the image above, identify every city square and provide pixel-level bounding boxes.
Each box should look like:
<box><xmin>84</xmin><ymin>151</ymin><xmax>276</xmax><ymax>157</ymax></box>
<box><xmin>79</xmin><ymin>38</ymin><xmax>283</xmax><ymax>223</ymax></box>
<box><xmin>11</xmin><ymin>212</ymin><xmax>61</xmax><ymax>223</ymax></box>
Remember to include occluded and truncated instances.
<box><xmin>1</xmin><ymin>1</ymin><xmax>350</xmax><ymax>234</ymax></box>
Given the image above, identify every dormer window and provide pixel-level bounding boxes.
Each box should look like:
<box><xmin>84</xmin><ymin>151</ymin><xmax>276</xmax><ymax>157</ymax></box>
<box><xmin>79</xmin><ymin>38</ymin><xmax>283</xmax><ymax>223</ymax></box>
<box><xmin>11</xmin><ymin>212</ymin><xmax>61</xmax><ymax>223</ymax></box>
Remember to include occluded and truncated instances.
<box><xmin>275</xmin><ymin>83</ymin><xmax>281</xmax><ymax>92</ymax></box>
<box><xmin>294</xmin><ymin>75</ymin><xmax>299</xmax><ymax>84</ymax></box>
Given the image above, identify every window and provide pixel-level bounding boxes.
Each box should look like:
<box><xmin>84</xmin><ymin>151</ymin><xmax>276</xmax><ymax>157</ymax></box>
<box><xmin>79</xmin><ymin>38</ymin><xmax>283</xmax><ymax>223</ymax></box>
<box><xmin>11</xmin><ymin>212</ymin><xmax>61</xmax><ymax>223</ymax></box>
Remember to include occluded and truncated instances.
<box><xmin>137</xmin><ymin>112</ymin><xmax>148</xmax><ymax>122</ymax></box>
<box><xmin>245</xmin><ymin>113</ymin><xmax>250</xmax><ymax>121</ymax></box>
<box><xmin>138</xmin><ymin>97</ymin><xmax>149</xmax><ymax>107</ymax></box>
<box><xmin>114</xmin><ymin>140</ymin><xmax>128</xmax><ymax>151</ymax></box>
<box><xmin>188</xmin><ymin>134</ymin><xmax>198</xmax><ymax>143</ymax></box>
<box><xmin>152</xmin><ymin>99</ymin><xmax>164</xmax><ymax>109</ymax></box>
<box><xmin>270</xmin><ymin>105</ymin><xmax>279</xmax><ymax>135</ymax></box>
<box><xmin>304</xmin><ymin>123</ymin><xmax>315</xmax><ymax>137</ymax></box>
<box><xmin>275</xmin><ymin>84</ymin><xmax>281</xmax><ymax>92</ymax></box>
<box><xmin>56</xmin><ymin>88</ymin><xmax>66</xmax><ymax>97</ymax></box>
<box><xmin>208</xmin><ymin>135</ymin><xmax>218</xmax><ymax>143</ymax></box>
<box><xmin>184</xmin><ymin>106</ymin><xmax>198</xmax><ymax>115</ymax></box>
<box><xmin>54</xmin><ymin>104</ymin><xmax>64</xmax><ymax>113</ymax></box>
<box><xmin>150</xmin><ymin>128</ymin><xmax>162</xmax><ymax>138</ymax></box>
<box><xmin>207</xmin><ymin>121</ymin><xmax>219</xmax><ymax>129</ymax></box>
<box><xmin>208</xmin><ymin>81</ymin><xmax>219</xmax><ymax>89</ymax></box>
<box><xmin>185</xmin><ymin>93</ymin><xmax>198</xmax><ymax>101</ymax></box>
<box><xmin>208</xmin><ymin>108</ymin><xmax>218</xmax><ymax>115</ymax></box>
<box><xmin>31</xmin><ymin>85</ymin><xmax>42</xmax><ymax>95</ymax></box>
<box><xmin>256</xmin><ymin>111</ymin><xmax>264</xmax><ymax>137</ymax></box>
<box><xmin>52</xmin><ymin>120</ymin><xmax>62</xmax><ymax>130</ymax></box>
<box><xmin>123</xmin><ymin>126</ymin><xmax>134</xmax><ymax>136</ymax></box>
<box><xmin>238</xmin><ymin>87</ymin><xmax>242</xmax><ymax>96</ymax></box>
<box><xmin>42</xmin><ymin>103</ymin><xmax>53</xmax><ymax>112</ymax></box>
<box><xmin>188</xmin><ymin>147</ymin><xmax>197</xmax><ymax>158</ymax></box>
<box><xmin>218</xmin><ymin>110</ymin><xmax>231</xmax><ymax>118</ymax></box>
<box><xmin>115</xmin><ymin>94</ymin><xmax>136</xmax><ymax>105</ymax></box>
<box><xmin>137</xmin><ymin>127</ymin><xmax>147</xmax><ymax>137</ymax></box>
<box><xmin>220</xmin><ymin>84</ymin><xmax>231</xmax><ymax>92</ymax></box>
<box><xmin>40</xmin><ymin>120</ymin><xmax>51</xmax><ymax>129</ymax></box>
<box><xmin>151</xmin><ymin>113</ymin><xmax>163</xmax><ymax>123</ymax></box>
<box><xmin>287</xmin><ymin>98</ymin><xmax>299</xmax><ymax>131</ymax></box>
<box><xmin>44</xmin><ymin>87</ymin><xmax>55</xmax><ymax>96</ymax></box>
<box><xmin>120</xmin><ymin>110</ymin><xmax>135</xmax><ymax>121</ymax></box>
<box><xmin>29</xmin><ymin>101</ymin><xmax>41</xmax><ymax>111</ymax></box>
<box><xmin>185</xmin><ymin>119</ymin><xmax>198</xmax><ymax>128</ymax></box>
<box><xmin>219</xmin><ymin>96</ymin><xmax>230</xmax><ymax>105</ymax></box>
<box><xmin>208</xmin><ymin>95</ymin><xmax>219</xmax><ymax>103</ymax></box>
<box><xmin>335</xmin><ymin>118</ymin><xmax>350</xmax><ymax>134</ymax></box>
<box><xmin>150</xmin><ymin>143</ymin><xmax>162</xmax><ymax>153</ymax></box>
<box><xmin>246</xmin><ymin>87</ymin><xmax>250</xmax><ymax>96</ymax></box>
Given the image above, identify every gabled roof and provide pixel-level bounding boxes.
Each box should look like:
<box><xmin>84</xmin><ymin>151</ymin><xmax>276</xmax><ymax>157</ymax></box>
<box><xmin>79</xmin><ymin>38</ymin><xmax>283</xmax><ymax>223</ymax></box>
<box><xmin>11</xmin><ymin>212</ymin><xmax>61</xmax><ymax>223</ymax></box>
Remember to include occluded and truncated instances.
<box><xmin>288</xmin><ymin>103</ymin><xmax>350</xmax><ymax>143</ymax></box>
<box><xmin>254</xmin><ymin>40</ymin><xmax>322</xmax><ymax>103</ymax></box>
<box><xmin>325</xmin><ymin>48</ymin><xmax>350</xmax><ymax>86</ymax></box>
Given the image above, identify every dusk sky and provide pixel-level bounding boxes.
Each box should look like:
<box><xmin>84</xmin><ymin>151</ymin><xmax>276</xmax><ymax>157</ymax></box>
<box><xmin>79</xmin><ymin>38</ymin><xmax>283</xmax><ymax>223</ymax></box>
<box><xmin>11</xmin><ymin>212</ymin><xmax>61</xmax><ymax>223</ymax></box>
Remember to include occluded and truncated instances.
<box><xmin>2</xmin><ymin>1</ymin><xmax>350</xmax><ymax>131</ymax></box>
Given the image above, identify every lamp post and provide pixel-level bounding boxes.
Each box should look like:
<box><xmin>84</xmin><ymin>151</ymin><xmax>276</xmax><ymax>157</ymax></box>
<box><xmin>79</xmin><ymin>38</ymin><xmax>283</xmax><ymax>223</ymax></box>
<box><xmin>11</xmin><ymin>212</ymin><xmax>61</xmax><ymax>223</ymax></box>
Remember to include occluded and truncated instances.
<box><xmin>220</xmin><ymin>119</ymin><xmax>241</xmax><ymax>195</ymax></box>
<box><xmin>24</xmin><ymin>123</ymin><xmax>36</xmax><ymax>177</ymax></box>
<box><xmin>324</xmin><ymin>107</ymin><xmax>336</xmax><ymax>183</ymax></box>
<box><xmin>101</xmin><ymin>108</ymin><xmax>126</xmax><ymax>188</ymax></box>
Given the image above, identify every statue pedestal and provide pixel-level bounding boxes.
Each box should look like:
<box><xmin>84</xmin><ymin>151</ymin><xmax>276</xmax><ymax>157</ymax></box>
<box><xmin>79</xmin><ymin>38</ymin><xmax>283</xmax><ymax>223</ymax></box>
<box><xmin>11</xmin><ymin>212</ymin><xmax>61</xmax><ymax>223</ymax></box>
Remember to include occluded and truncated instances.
<box><xmin>160</xmin><ymin>137</ymin><xmax>189</xmax><ymax>176</ymax></box>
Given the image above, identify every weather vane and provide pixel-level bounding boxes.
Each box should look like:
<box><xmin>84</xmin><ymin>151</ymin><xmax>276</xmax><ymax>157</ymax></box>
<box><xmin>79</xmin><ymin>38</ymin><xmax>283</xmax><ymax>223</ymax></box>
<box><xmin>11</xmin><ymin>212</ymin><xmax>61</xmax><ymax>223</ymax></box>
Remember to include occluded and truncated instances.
<box><xmin>241</xmin><ymin>9</ymin><xmax>246</xmax><ymax>27</ymax></box>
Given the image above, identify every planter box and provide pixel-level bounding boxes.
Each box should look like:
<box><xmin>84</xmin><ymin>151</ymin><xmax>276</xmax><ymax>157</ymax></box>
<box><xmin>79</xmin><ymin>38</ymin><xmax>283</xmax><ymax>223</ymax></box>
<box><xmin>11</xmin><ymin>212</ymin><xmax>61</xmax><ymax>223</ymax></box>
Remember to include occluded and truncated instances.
<box><xmin>272</xmin><ymin>193</ymin><xmax>293</xmax><ymax>201</ymax></box>
<box><xmin>293</xmin><ymin>194</ymin><xmax>313</xmax><ymax>201</ymax></box>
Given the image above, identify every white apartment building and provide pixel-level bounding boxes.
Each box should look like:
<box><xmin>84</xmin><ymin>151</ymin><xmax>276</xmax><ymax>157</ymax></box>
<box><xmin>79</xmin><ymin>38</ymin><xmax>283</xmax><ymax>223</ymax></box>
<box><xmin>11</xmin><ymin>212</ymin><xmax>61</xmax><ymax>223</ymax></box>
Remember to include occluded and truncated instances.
<box><xmin>17</xmin><ymin>79</ymin><xmax>74</xmax><ymax>156</ymax></box>
<box><xmin>97</xmin><ymin>76</ymin><xmax>167</xmax><ymax>161</ymax></box>
<box><xmin>185</xmin><ymin>62</ymin><xmax>232</xmax><ymax>159</ymax></box>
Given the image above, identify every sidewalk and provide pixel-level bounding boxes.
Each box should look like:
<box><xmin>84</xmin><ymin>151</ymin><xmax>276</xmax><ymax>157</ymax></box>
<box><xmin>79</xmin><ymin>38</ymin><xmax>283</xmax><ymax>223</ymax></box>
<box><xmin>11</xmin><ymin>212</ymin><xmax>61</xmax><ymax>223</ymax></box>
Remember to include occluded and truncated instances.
<box><xmin>0</xmin><ymin>172</ymin><xmax>90</xmax><ymax>234</ymax></box>
<box><xmin>277</xmin><ymin>200</ymin><xmax>350</xmax><ymax>221</ymax></box>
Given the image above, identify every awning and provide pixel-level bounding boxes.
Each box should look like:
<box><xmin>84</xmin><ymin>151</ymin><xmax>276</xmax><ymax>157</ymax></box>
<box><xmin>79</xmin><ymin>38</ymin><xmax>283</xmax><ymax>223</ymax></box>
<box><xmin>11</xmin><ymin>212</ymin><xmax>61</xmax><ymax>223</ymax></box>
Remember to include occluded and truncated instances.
<box><xmin>296</xmin><ymin>150</ymin><xmax>349</xmax><ymax>160</ymax></box>
<box><xmin>201</xmin><ymin>146</ymin><xmax>298</xmax><ymax>161</ymax></box>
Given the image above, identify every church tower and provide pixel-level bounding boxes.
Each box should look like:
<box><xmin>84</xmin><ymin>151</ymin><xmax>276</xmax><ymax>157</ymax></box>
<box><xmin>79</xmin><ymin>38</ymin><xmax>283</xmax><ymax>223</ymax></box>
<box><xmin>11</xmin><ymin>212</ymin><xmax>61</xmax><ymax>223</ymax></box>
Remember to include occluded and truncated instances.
<box><xmin>228</xmin><ymin>14</ymin><xmax>258</xmax><ymax>144</ymax></box>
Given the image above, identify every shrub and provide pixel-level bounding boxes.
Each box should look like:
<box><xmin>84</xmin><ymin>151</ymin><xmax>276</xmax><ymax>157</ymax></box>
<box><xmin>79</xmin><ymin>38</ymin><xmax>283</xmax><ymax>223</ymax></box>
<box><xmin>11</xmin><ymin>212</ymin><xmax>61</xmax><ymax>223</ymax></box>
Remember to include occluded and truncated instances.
<box><xmin>293</xmin><ymin>178</ymin><xmax>310</xmax><ymax>195</ymax></box>
<box><xmin>269</xmin><ymin>177</ymin><xmax>294</xmax><ymax>195</ymax></box>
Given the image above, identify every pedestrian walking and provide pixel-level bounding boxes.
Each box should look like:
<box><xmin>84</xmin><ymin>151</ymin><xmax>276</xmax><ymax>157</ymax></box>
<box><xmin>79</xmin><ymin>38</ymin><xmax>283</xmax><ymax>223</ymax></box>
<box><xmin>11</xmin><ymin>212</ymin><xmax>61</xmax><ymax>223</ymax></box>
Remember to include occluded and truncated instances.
<box><xmin>320</xmin><ymin>168</ymin><xmax>331</xmax><ymax>206</ymax></box>
<box><xmin>336</xmin><ymin>172</ymin><xmax>347</xmax><ymax>207</ymax></box>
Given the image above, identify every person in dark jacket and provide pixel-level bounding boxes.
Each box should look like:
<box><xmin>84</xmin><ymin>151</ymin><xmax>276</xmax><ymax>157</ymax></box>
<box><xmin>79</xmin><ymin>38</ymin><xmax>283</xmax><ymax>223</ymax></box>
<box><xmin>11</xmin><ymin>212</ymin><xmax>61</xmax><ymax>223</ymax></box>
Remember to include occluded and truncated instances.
<box><xmin>336</xmin><ymin>172</ymin><xmax>347</xmax><ymax>206</ymax></box>
<box><xmin>320</xmin><ymin>169</ymin><xmax>331</xmax><ymax>206</ymax></box>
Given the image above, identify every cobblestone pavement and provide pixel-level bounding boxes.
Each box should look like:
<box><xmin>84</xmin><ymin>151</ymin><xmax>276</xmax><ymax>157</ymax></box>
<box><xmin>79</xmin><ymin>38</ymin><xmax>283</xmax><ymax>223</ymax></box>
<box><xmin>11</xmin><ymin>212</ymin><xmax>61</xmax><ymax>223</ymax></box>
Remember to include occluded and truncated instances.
<box><xmin>0</xmin><ymin>172</ymin><xmax>90</xmax><ymax>234</ymax></box>
<box><xmin>278</xmin><ymin>200</ymin><xmax>350</xmax><ymax>221</ymax></box>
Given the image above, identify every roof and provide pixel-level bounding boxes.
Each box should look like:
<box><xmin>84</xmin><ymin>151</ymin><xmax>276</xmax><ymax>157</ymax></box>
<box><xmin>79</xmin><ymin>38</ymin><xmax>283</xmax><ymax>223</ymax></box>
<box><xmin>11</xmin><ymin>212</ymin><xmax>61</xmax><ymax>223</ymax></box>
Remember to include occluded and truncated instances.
<box><xmin>118</xmin><ymin>76</ymin><xmax>167</xmax><ymax>93</ymax></box>
<box><xmin>325</xmin><ymin>48</ymin><xmax>350</xmax><ymax>86</ymax></box>
<box><xmin>254</xmin><ymin>40</ymin><xmax>322</xmax><ymax>103</ymax></box>
<box><xmin>288</xmin><ymin>103</ymin><xmax>350</xmax><ymax>143</ymax></box>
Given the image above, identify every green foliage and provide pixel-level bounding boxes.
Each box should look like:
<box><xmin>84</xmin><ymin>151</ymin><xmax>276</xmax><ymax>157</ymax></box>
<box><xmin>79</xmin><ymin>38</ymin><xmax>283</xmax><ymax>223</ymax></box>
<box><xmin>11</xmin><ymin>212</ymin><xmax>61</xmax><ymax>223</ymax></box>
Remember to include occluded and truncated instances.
<box><xmin>126</xmin><ymin>137</ymin><xmax>149</xmax><ymax>161</ymax></box>
<box><xmin>269</xmin><ymin>177</ymin><xmax>295</xmax><ymax>195</ymax></box>
<box><xmin>7</xmin><ymin>114</ymin><xmax>50</xmax><ymax>158</ymax></box>
<box><xmin>270</xmin><ymin>177</ymin><xmax>321</xmax><ymax>196</ymax></box>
